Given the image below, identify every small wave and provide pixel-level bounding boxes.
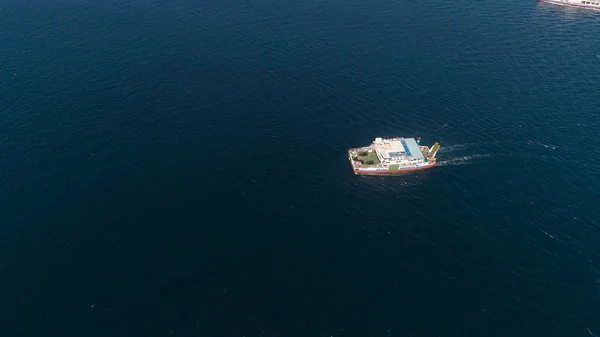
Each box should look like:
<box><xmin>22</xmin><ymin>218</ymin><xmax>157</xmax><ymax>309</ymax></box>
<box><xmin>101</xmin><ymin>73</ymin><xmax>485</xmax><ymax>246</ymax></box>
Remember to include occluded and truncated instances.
<box><xmin>436</xmin><ymin>154</ymin><xmax>491</xmax><ymax>167</ymax></box>
<box><xmin>525</xmin><ymin>140</ymin><xmax>558</xmax><ymax>150</ymax></box>
<box><xmin>540</xmin><ymin>229</ymin><xmax>566</xmax><ymax>243</ymax></box>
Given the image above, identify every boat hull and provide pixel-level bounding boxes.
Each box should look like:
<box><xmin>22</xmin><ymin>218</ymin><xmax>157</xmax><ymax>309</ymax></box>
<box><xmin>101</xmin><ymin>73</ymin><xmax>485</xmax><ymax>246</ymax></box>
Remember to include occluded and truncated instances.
<box><xmin>539</xmin><ymin>0</ymin><xmax>600</xmax><ymax>10</ymax></box>
<box><xmin>353</xmin><ymin>163</ymin><xmax>436</xmax><ymax>176</ymax></box>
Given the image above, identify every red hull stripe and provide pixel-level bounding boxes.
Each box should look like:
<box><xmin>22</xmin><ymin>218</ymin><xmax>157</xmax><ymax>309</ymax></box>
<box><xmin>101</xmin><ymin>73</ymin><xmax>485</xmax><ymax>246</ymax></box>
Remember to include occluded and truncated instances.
<box><xmin>354</xmin><ymin>164</ymin><xmax>436</xmax><ymax>175</ymax></box>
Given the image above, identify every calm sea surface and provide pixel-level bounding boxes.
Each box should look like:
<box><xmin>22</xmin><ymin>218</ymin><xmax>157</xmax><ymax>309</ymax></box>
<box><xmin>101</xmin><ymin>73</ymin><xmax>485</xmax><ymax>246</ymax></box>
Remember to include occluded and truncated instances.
<box><xmin>1</xmin><ymin>0</ymin><xmax>600</xmax><ymax>336</ymax></box>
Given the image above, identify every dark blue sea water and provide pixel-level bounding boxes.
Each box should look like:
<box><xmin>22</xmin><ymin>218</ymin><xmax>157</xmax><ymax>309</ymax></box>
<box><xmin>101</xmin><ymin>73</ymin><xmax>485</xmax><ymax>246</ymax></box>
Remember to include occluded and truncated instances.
<box><xmin>2</xmin><ymin>0</ymin><xmax>600</xmax><ymax>336</ymax></box>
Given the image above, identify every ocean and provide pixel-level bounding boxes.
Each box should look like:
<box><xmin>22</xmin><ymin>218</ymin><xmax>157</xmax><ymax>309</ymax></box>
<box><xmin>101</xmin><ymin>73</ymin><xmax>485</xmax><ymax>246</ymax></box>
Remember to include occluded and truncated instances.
<box><xmin>1</xmin><ymin>0</ymin><xmax>599</xmax><ymax>336</ymax></box>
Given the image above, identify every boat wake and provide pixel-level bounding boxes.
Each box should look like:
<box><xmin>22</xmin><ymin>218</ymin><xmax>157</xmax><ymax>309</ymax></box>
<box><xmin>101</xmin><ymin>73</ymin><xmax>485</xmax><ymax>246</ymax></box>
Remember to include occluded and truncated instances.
<box><xmin>440</xmin><ymin>143</ymin><xmax>479</xmax><ymax>152</ymax></box>
<box><xmin>436</xmin><ymin>154</ymin><xmax>491</xmax><ymax>167</ymax></box>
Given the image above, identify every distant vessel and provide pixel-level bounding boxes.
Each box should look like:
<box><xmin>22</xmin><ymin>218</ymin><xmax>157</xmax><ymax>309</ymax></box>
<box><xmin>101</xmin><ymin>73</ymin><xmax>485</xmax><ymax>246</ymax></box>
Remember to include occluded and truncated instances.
<box><xmin>539</xmin><ymin>0</ymin><xmax>600</xmax><ymax>10</ymax></box>
<box><xmin>348</xmin><ymin>137</ymin><xmax>440</xmax><ymax>176</ymax></box>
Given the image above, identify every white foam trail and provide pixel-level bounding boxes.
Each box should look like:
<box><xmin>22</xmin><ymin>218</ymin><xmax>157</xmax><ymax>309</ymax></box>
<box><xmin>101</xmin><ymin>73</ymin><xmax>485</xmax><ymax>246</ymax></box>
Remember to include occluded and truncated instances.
<box><xmin>439</xmin><ymin>142</ymin><xmax>482</xmax><ymax>152</ymax></box>
<box><xmin>436</xmin><ymin>154</ymin><xmax>491</xmax><ymax>167</ymax></box>
<box><xmin>442</xmin><ymin>144</ymin><xmax>469</xmax><ymax>152</ymax></box>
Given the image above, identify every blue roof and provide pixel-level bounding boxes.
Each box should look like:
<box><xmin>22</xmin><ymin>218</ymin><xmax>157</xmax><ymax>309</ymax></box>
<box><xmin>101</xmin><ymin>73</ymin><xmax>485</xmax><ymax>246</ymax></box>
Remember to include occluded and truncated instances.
<box><xmin>402</xmin><ymin>138</ymin><xmax>423</xmax><ymax>159</ymax></box>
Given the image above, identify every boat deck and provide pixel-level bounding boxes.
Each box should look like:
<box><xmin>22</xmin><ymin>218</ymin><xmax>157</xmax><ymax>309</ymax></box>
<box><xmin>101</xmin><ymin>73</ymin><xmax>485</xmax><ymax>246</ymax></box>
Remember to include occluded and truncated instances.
<box><xmin>349</xmin><ymin>147</ymin><xmax>381</xmax><ymax>167</ymax></box>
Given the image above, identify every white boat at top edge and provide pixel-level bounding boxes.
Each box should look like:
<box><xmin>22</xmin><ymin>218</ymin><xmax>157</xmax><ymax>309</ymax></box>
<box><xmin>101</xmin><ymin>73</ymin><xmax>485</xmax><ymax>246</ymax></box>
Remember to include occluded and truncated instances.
<box><xmin>540</xmin><ymin>0</ymin><xmax>600</xmax><ymax>11</ymax></box>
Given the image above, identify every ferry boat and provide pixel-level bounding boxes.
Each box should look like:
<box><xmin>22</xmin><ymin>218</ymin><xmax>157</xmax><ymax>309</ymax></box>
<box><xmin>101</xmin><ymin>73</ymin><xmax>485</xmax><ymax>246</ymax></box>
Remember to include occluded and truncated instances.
<box><xmin>348</xmin><ymin>137</ymin><xmax>440</xmax><ymax>176</ymax></box>
<box><xmin>539</xmin><ymin>0</ymin><xmax>600</xmax><ymax>10</ymax></box>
